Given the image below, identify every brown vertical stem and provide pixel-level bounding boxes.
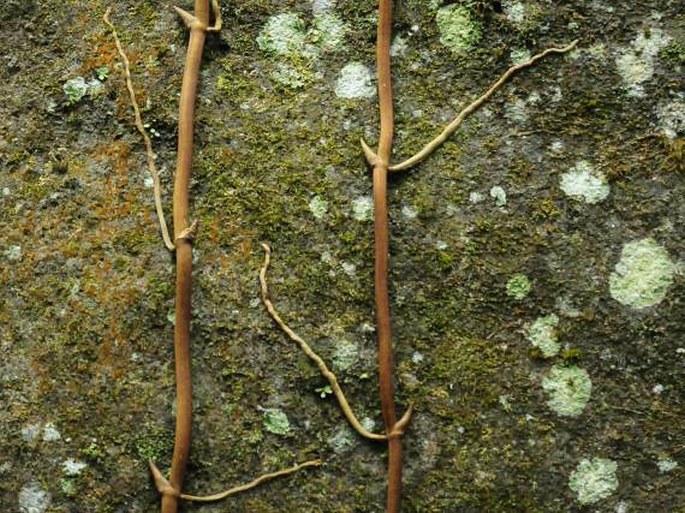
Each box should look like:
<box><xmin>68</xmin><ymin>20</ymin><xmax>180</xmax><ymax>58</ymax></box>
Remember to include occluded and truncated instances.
<box><xmin>162</xmin><ymin>2</ymin><xmax>210</xmax><ymax>513</ymax></box>
<box><xmin>373</xmin><ymin>1</ymin><xmax>403</xmax><ymax>512</ymax></box>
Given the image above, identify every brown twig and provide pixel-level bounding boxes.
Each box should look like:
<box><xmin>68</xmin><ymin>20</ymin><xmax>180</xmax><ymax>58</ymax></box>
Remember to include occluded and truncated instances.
<box><xmin>103</xmin><ymin>8</ymin><xmax>176</xmax><ymax>251</ymax></box>
<box><xmin>259</xmin><ymin>244</ymin><xmax>413</xmax><ymax>442</ymax></box>
<box><xmin>367</xmin><ymin>1</ymin><xmax>408</xmax><ymax>512</ymax></box>
<box><xmin>161</xmin><ymin>2</ymin><xmax>216</xmax><ymax>512</ymax></box>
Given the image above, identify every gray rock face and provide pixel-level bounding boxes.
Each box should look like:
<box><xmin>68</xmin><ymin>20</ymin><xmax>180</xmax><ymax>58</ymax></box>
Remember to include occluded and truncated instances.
<box><xmin>0</xmin><ymin>1</ymin><xmax>683</xmax><ymax>511</ymax></box>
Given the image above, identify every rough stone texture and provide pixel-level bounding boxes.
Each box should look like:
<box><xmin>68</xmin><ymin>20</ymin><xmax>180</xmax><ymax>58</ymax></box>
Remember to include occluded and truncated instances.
<box><xmin>0</xmin><ymin>1</ymin><xmax>683</xmax><ymax>512</ymax></box>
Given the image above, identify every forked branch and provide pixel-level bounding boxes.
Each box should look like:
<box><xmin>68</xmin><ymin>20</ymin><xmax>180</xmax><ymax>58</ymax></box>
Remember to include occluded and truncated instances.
<box><xmin>361</xmin><ymin>39</ymin><xmax>579</xmax><ymax>172</ymax></box>
<box><xmin>259</xmin><ymin>244</ymin><xmax>413</xmax><ymax>442</ymax></box>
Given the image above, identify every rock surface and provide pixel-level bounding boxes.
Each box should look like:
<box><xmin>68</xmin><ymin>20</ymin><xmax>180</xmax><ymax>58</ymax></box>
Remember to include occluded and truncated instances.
<box><xmin>0</xmin><ymin>1</ymin><xmax>683</xmax><ymax>511</ymax></box>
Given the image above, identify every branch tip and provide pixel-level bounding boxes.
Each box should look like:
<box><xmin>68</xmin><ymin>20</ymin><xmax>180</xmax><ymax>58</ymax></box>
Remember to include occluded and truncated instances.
<box><xmin>360</xmin><ymin>139</ymin><xmax>382</xmax><ymax>167</ymax></box>
<box><xmin>148</xmin><ymin>460</ymin><xmax>180</xmax><ymax>498</ymax></box>
<box><xmin>173</xmin><ymin>6</ymin><xmax>199</xmax><ymax>29</ymax></box>
<box><xmin>207</xmin><ymin>0</ymin><xmax>223</xmax><ymax>32</ymax></box>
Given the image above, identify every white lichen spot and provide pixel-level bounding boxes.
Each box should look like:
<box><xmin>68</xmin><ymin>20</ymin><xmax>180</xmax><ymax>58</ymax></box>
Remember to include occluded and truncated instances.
<box><xmin>510</xmin><ymin>47</ymin><xmax>532</xmax><ymax>65</ymax></box>
<box><xmin>390</xmin><ymin>35</ymin><xmax>408</xmax><ymax>57</ymax></box>
<box><xmin>341</xmin><ymin>261</ymin><xmax>356</xmax><ymax>275</ymax></box>
<box><xmin>609</xmin><ymin>238</ymin><xmax>676</xmax><ymax>309</ymax></box>
<box><xmin>332</xmin><ymin>339</ymin><xmax>359</xmax><ymax>371</ymax></box>
<box><xmin>401</xmin><ymin>204</ymin><xmax>419</xmax><ymax>220</ymax></box>
<box><xmin>257</xmin><ymin>13</ymin><xmax>308</xmax><ymax>57</ymax></box>
<box><xmin>311</xmin><ymin>13</ymin><xmax>348</xmax><ymax>52</ymax></box>
<box><xmin>18</xmin><ymin>482</ymin><xmax>51</xmax><ymax>513</ymax></box>
<box><xmin>335</xmin><ymin>62</ymin><xmax>375</xmax><ymax>99</ymax></box>
<box><xmin>615</xmin><ymin>27</ymin><xmax>671</xmax><ymax>97</ymax></box>
<box><xmin>656</xmin><ymin>96</ymin><xmax>685</xmax><ymax>139</ymax></box>
<box><xmin>652</xmin><ymin>383</ymin><xmax>664</xmax><ymax>395</ymax></box>
<box><xmin>526</xmin><ymin>314</ymin><xmax>561</xmax><ymax>358</ymax></box>
<box><xmin>4</xmin><ymin>245</ymin><xmax>22</xmax><ymax>261</ymax></box>
<box><xmin>351</xmin><ymin>195</ymin><xmax>374</xmax><ymax>221</ymax></box>
<box><xmin>569</xmin><ymin>457</ymin><xmax>618</xmax><ymax>505</ymax></box>
<box><xmin>143</xmin><ymin>175</ymin><xmax>154</xmax><ymax>188</ymax></box>
<box><xmin>63</xmin><ymin>77</ymin><xmax>88</xmax><ymax>104</ymax></box>
<box><xmin>262</xmin><ymin>408</ymin><xmax>290</xmax><ymax>436</ymax></box>
<box><xmin>435</xmin><ymin>5</ymin><xmax>482</xmax><ymax>53</ymax></box>
<box><xmin>327</xmin><ymin>424</ymin><xmax>356</xmax><ymax>453</ymax></box>
<box><xmin>657</xmin><ymin>456</ymin><xmax>678</xmax><ymax>473</ymax></box>
<box><xmin>542</xmin><ymin>364</ymin><xmax>592</xmax><ymax>417</ymax></box>
<box><xmin>469</xmin><ymin>191</ymin><xmax>485</xmax><ymax>204</ymax></box>
<box><xmin>308</xmin><ymin>195</ymin><xmax>328</xmax><ymax>219</ymax></box>
<box><xmin>62</xmin><ymin>459</ymin><xmax>87</xmax><ymax>476</ymax></box>
<box><xmin>21</xmin><ymin>423</ymin><xmax>41</xmax><ymax>442</ymax></box>
<box><xmin>615</xmin><ymin>501</ymin><xmax>630</xmax><ymax>513</ymax></box>
<box><xmin>502</xmin><ymin>1</ymin><xmax>526</xmax><ymax>25</ymax></box>
<box><xmin>559</xmin><ymin>160</ymin><xmax>610</xmax><ymax>204</ymax></box>
<box><xmin>311</xmin><ymin>0</ymin><xmax>335</xmax><ymax>15</ymax></box>
<box><xmin>549</xmin><ymin>140</ymin><xmax>565</xmax><ymax>153</ymax></box>
<box><xmin>411</xmin><ymin>351</ymin><xmax>425</xmax><ymax>364</ymax></box>
<box><xmin>42</xmin><ymin>423</ymin><xmax>61</xmax><ymax>442</ymax></box>
<box><xmin>490</xmin><ymin>186</ymin><xmax>507</xmax><ymax>206</ymax></box>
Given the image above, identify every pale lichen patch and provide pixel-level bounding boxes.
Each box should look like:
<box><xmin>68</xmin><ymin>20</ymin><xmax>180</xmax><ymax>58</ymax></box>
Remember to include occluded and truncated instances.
<box><xmin>526</xmin><ymin>314</ymin><xmax>561</xmax><ymax>358</ymax></box>
<box><xmin>489</xmin><ymin>186</ymin><xmax>507</xmax><ymax>207</ymax></box>
<box><xmin>335</xmin><ymin>62</ymin><xmax>375</xmax><ymax>99</ymax></box>
<box><xmin>609</xmin><ymin>238</ymin><xmax>676</xmax><ymax>309</ymax></box>
<box><xmin>615</xmin><ymin>27</ymin><xmax>671</xmax><ymax>97</ymax></box>
<box><xmin>18</xmin><ymin>482</ymin><xmax>51</xmax><ymax>513</ymax></box>
<box><xmin>308</xmin><ymin>195</ymin><xmax>328</xmax><ymax>219</ymax></box>
<box><xmin>351</xmin><ymin>195</ymin><xmax>374</xmax><ymax>221</ymax></box>
<box><xmin>435</xmin><ymin>5</ymin><xmax>482</xmax><ymax>54</ymax></box>
<box><xmin>657</xmin><ymin>456</ymin><xmax>678</xmax><ymax>473</ymax></box>
<box><xmin>506</xmin><ymin>273</ymin><xmax>532</xmax><ymax>300</ymax></box>
<box><xmin>559</xmin><ymin>160</ymin><xmax>610</xmax><ymax>204</ymax></box>
<box><xmin>569</xmin><ymin>457</ymin><xmax>619</xmax><ymax>505</ymax></box>
<box><xmin>542</xmin><ymin>364</ymin><xmax>592</xmax><ymax>417</ymax></box>
<box><xmin>656</xmin><ymin>95</ymin><xmax>685</xmax><ymax>139</ymax></box>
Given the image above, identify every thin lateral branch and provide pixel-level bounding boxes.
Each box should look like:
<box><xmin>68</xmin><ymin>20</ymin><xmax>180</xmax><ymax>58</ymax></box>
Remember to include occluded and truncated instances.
<box><xmin>389</xmin><ymin>39</ymin><xmax>579</xmax><ymax>172</ymax></box>
<box><xmin>259</xmin><ymin>244</ymin><xmax>412</xmax><ymax>441</ymax></box>
<box><xmin>103</xmin><ymin>8</ymin><xmax>176</xmax><ymax>251</ymax></box>
<box><xmin>180</xmin><ymin>460</ymin><xmax>322</xmax><ymax>502</ymax></box>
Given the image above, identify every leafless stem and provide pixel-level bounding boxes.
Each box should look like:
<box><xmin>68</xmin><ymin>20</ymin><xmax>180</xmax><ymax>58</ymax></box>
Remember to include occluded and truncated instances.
<box><xmin>259</xmin><ymin>244</ymin><xmax>413</xmax><ymax>442</ymax></box>
<box><xmin>368</xmin><ymin>2</ymin><xmax>407</xmax><ymax>512</ymax></box>
<box><xmin>160</xmin><ymin>2</ymin><xmax>215</xmax><ymax>512</ymax></box>
<box><xmin>103</xmin><ymin>8</ymin><xmax>175</xmax><ymax>251</ymax></box>
<box><xmin>149</xmin><ymin>459</ymin><xmax>321</xmax><ymax>503</ymax></box>
<box><xmin>181</xmin><ymin>460</ymin><xmax>321</xmax><ymax>501</ymax></box>
<box><xmin>387</xmin><ymin>40</ymin><xmax>579</xmax><ymax>172</ymax></box>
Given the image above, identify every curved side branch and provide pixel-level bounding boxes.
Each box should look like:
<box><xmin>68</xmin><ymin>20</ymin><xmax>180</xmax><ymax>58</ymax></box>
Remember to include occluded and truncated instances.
<box><xmin>259</xmin><ymin>244</ymin><xmax>412</xmax><ymax>442</ymax></box>
<box><xmin>389</xmin><ymin>39</ymin><xmax>579</xmax><ymax>172</ymax></box>
<box><xmin>103</xmin><ymin>8</ymin><xmax>176</xmax><ymax>251</ymax></box>
<box><xmin>180</xmin><ymin>460</ymin><xmax>321</xmax><ymax>502</ymax></box>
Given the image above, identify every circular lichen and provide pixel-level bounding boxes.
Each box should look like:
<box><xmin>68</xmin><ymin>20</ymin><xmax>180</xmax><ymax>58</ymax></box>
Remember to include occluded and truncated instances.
<box><xmin>559</xmin><ymin>161</ymin><xmax>610</xmax><ymax>204</ymax></box>
<box><xmin>506</xmin><ymin>273</ymin><xmax>532</xmax><ymax>300</ymax></box>
<box><xmin>542</xmin><ymin>364</ymin><xmax>592</xmax><ymax>417</ymax></box>
<box><xmin>435</xmin><ymin>5</ymin><xmax>482</xmax><ymax>54</ymax></box>
<box><xmin>568</xmin><ymin>457</ymin><xmax>618</xmax><ymax>505</ymax></box>
<box><xmin>609</xmin><ymin>238</ymin><xmax>676</xmax><ymax>309</ymax></box>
